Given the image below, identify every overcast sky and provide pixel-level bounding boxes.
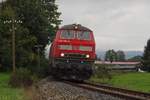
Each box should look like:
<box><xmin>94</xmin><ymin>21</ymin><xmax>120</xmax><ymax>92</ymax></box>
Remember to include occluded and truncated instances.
<box><xmin>0</xmin><ymin>0</ymin><xmax>5</xmax><ymax>2</ymax></box>
<box><xmin>56</xmin><ymin>0</ymin><xmax>150</xmax><ymax>51</ymax></box>
<box><xmin>1</xmin><ymin>0</ymin><xmax>150</xmax><ymax>51</ymax></box>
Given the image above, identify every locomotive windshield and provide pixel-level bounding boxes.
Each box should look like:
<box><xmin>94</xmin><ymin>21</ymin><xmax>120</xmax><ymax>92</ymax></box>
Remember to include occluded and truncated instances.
<box><xmin>60</xmin><ymin>30</ymin><xmax>91</xmax><ymax>40</ymax></box>
<box><xmin>77</xmin><ymin>31</ymin><xmax>91</xmax><ymax>40</ymax></box>
<box><xmin>60</xmin><ymin>30</ymin><xmax>75</xmax><ymax>39</ymax></box>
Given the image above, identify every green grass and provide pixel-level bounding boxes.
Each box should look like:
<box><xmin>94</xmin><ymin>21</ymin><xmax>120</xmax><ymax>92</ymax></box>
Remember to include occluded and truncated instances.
<box><xmin>0</xmin><ymin>73</ymin><xmax>24</xmax><ymax>100</ymax></box>
<box><xmin>91</xmin><ymin>72</ymin><xmax>150</xmax><ymax>93</ymax></box>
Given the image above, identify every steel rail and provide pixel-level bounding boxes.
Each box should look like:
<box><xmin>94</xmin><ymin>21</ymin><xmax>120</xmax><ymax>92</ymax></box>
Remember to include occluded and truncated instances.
<box><xmin>64</xmin><ymin>81</ymin><xmax>150</xmax><ymax>100</ymax></box>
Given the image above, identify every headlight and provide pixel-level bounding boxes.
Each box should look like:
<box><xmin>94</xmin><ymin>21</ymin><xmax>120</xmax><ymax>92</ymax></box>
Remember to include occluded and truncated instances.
<box><xmin>86</xmin><ymin>54</ymin><xmax>90</xmax><ymax>58</ymax></box>
<box><xmin>59</xmin><ymin>45</ymin><xmax>72</xmax><ymax>50</ymax></box>
<box><xmin>79</xmin><ymin>46</ymin><xmax>92</xmax><ymax>51</ymax></box>
<box><xmin>60</xmin><ymin>53</ymin><xmax>65</xmax><ymax>57</ymax></box>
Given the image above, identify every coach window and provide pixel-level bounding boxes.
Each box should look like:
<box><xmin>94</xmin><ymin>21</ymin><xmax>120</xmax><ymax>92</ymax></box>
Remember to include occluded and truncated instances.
<box><xmin>60</xmin><ymin>30</ymin><xmax>75</xmax><ymax>39</ymax></box>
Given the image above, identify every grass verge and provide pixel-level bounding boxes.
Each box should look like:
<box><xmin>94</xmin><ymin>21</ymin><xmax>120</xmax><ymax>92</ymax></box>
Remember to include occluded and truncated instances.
<box><xmin>0</xmin><ymin>72</ymin><xmax>24</xmax><ymax>100</ymax></box>
<box><xmin>90</xmin><ymin>72</ymin><xmax>150</xmax><ymax>93</ymax></box>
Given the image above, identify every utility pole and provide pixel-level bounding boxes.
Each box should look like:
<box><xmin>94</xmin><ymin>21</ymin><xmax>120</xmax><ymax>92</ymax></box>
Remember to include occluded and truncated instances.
<box><xmin>4</xmin><ymin>18</ymin><xmax>22</xmax><ymax>74</ymax></box>
<box><xmin>12</xmin><ymin>19</ymin><xmax>16</xmax><ymax>74</ymax></box>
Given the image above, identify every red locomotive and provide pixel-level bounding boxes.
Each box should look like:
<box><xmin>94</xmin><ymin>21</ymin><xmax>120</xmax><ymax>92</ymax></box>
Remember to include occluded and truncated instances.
<box><xmin>49</xmin><ymin>24</ymin><xmax>96</xmax><ymax>80</ymax></box>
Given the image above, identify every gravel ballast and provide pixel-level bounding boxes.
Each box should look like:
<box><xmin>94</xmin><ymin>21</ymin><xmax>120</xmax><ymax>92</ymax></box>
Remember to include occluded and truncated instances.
<box><xmin>30</xmin><ymin>78</ymin><xmax>124</xmax><ymax>100</ymax></box>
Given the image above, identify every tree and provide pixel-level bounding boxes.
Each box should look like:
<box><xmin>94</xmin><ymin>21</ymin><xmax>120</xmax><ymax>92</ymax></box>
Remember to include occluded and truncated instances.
<box><xmin>0</xmin><ymin>0</ymin><xmax>61</xmax><ymax>70</ymax></box>
<box><xmin>116</xmin><ymin>50</ymin><xmax>125</xmax><ymax>61</ymax></box>
<box><xmin>141</xmin><ymin>39</ymin><xmax>150</xmax><ymax>72</ymax></box>
<box><xmin>7</xmin><ymin>0</ymin><xmax>61</xmax><ymax>45</ymax></box>
<box><xmin>105</xmin><ymin>50</ymin><xmax>126</xmax><ymax>62</ymax></box>
<box><xmin>105</xmin><ymin>49</ymin><xmax>117</xmax><ymax>63</ymax></box>
<box><xmin>0</xmin><ymin>5</ymin><xmax>15</xmax><ymax>69</ymax></box>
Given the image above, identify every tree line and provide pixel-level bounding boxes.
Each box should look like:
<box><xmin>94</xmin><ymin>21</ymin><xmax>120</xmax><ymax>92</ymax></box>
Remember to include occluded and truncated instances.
<box><xmin>101</xmin><ymin>38</ymin><xmax>150</xmax><ymax>72</ymax></box>
<box><xmin>105</xmin><ymin>50</ymin><xmax>125</xmax><ymax>62</ymax></box>
<box><xmin>0</xmin><ymin>0</ymin><xmax>61</xmax><ymax>72</ymax></box>
<box><xmin>141</xmin><ymin>39</ymin><xmax>150</xmax><ymax>72</ymax></box>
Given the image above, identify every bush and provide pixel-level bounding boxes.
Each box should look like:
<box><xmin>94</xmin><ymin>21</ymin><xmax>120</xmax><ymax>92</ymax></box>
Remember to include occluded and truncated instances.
<box><xmin>36</xmin><ymin>57</ymin><xmax>49</xmax><ymax>78</ymax></box>
<box><xmin>9</xmin><ymin>67</ymin><xmax>33</xmax><ymax>87</ymax></box>
<box><xmin>9</xmin><ymin>56</ymin><xmax>49</xmax><ymax>88</ymax></box>
<box><xmin>141</xmin><ymin>60</ymin><xmax>150</xmax><ymax>72</ymax></box>
<box><xmin>94</xmin><ymin>64</ymin><xmax>112</xmax><ymax>81</ymax></box>
<box><xmin>27</xmin><ymin>56</ymin><xmax>49</xmax><ymax>78</ymax></box>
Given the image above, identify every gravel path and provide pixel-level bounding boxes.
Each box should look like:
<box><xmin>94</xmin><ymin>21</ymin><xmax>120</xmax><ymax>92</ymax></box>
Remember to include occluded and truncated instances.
<box><xmin>30</xmin><ymin>77</ymin><xmax>124</xmax><ymax>100</ymax></box>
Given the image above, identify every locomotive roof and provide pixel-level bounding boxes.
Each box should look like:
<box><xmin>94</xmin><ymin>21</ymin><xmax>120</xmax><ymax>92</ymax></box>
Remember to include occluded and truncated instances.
<box><xmin>59</xmin><ymin>24</ymin><xmax>92</xmax><ymax>32</ymax></box>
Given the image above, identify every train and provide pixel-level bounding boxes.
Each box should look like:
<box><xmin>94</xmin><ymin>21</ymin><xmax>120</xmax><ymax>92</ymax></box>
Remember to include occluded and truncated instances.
<box><xmin>49</xmin><ymin>24</ymin><xmax>96</xmax><ymax>80</ymax></box>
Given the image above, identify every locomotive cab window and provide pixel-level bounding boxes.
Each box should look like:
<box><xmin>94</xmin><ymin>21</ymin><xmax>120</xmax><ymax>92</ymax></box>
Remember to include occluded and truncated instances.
<box><xmin>60</xmin><ymin>30</ymin><xmax>75</xmax><ymax>39</ymax></box>
<box><xmin>77</xmin><ymin>31</ymin><xmax>91</xmax><ymax>40</ymax></box>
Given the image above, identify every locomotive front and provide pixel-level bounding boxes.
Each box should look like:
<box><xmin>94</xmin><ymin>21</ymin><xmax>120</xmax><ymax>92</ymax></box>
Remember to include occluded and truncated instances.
<box><xmin>49</xmin><ymin>24</ymin><xmax>96</xmax><ymax>80</ymax></box>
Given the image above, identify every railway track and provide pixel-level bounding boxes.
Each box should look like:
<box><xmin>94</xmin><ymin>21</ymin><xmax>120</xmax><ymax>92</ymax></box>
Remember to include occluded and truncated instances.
<box><xmin>64</xmin><ymin>81</ymin><xmax>150</xmax><ymax>100</ymax></box>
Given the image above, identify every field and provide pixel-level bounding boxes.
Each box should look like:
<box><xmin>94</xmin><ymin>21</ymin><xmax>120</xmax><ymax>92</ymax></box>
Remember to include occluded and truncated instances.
<box><xmin>0</xmin><ymin>73</ymin><xmax>24</xmax><ymax>100</ymax></box>
<box><xmin>91</xmin><ymin>72</ymin><xmax>150</xmax><ymax>92</ymax></box>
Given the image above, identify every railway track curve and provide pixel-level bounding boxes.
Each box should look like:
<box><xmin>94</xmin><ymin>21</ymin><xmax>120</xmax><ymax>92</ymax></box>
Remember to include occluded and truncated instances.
<box><xmin>64</xmin><ymin>81</ymin><xmax>150</xmax><ymax>100</ymax></box>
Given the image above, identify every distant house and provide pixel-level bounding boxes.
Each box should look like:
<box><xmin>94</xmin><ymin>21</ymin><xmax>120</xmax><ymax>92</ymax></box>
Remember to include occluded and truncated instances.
<box><xmin>95</xmin><ymin>61</ymin><xmax>140</xmax><ymax>65</ymax></box>
<box><xmin>95</xmin><ymin>61</ymin><xmax>140</xmax><ymax>71</ymax></box>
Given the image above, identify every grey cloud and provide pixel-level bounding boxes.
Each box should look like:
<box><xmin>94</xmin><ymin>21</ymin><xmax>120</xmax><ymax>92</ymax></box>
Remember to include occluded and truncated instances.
<box><xmin>1</xmin><ymin>0</ymin><xmax>149</xmax><ymax>51</ymax></box>
<box><xmin>56</xmin><ymin>0</ymin><xmax>150</xmax><ymax>51</ymax></box>
<box><xmin>0</xmin><ymin>0</ymin><xmax>5</xmax><ymax>2</ymax></box>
